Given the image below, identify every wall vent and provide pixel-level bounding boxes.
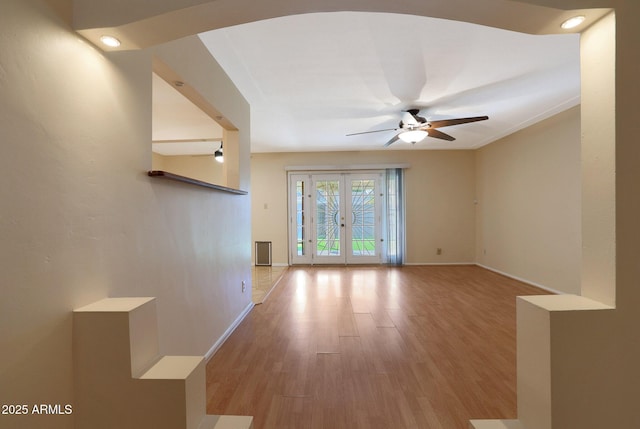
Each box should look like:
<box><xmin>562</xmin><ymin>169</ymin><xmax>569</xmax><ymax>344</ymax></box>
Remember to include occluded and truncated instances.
<box><xmin>255</xmin><ymin>241</ymin><xmax>272</xmax><ymax>266</ymax></box>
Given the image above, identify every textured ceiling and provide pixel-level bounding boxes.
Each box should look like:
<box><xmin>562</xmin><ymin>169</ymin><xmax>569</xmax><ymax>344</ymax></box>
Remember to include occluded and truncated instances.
<box><xmin>198</xmin><ymin>12</ymin><xmax>580</xmax><ymax>152</ymax></box>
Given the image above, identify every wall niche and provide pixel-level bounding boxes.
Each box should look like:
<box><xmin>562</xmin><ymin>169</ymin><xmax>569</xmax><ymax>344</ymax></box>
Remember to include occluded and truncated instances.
<box><xmin>150</xmin><ymin>61</ymin><xmax>243</xmax><ymax>193</ymax></box>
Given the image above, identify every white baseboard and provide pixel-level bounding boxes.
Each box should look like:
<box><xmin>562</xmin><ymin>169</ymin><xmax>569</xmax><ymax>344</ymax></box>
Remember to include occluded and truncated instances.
<box><xmin>476</xmin><ymin>263</ymin><xmax>565</xmax><ymax>295</ymax></box>
<box><xmin>205</xmin><ymin>301</ymin><xmax>254</xmax><ymax>362</ymax></box>
<box><xmin>399</xmin><ymin>262</ymin><xmax>564</xmax><ymax>295</ymax></box>
<box><xmin>403</xmin><ymin>262</ymin><xmax>476</xmax><ymax>266</ymax></box>
<box><xmin>253</xmin><ymin>262</ymin><xmax>289</xmax><ymax>267</ymax></box>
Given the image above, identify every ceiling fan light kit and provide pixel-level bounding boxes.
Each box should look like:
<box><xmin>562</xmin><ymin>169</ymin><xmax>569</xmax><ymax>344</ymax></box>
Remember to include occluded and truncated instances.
<box><xmin>399</xmin><ymin>130</ymin><xmax>428</xmax><ymax>144</ymax></box>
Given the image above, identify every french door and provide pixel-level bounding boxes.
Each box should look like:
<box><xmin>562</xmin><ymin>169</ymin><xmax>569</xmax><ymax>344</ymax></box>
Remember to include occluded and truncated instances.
<box><xmin>289</xmin><ymin>172</ymin><xmax>382</xmax><ymax>264</ymax></box>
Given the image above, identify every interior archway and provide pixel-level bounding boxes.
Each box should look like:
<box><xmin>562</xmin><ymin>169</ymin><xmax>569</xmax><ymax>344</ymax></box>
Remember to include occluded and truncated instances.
<box><xmin>73</xmin><ymin>0</ymin><xmax>612</xmax><ymax>50</ymax></box>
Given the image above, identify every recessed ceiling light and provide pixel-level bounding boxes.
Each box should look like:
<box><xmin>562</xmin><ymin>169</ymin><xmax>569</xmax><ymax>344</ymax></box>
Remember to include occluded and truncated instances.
<box><xmin>100</xmin><ymin>35</ymin><xmax>121</xmax><ymax>48</ymax></box>
<box><xmin>561</xmin><ymin>15</ymin><xmax>586</xmax><ymax>30</ymax></box>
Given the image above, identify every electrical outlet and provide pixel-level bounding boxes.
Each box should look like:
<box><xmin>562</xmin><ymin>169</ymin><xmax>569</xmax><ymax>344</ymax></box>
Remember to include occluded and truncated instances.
<box><xmin>436</xmin><ymin>248</ymin><xmax>442</xmax><ymax>255</ymax></box>
<box><xmin>241</xmin><ymin>281</ymin><xmax>246</xmax><ymax>293</ymax></box>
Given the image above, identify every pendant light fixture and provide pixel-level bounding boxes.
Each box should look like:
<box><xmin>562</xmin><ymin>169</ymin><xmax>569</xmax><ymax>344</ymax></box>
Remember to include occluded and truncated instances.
<box><xmin>214</xmin><ymin>142</ymin><xmax>224</xmax><ymax>163</ymax></box>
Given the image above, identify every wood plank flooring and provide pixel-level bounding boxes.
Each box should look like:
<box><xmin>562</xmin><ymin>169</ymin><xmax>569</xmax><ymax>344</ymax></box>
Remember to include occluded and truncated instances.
<box><xmin>206</xmin><ymin>265</ymin><xmax>551</xmax><ymax>429</ymax></box>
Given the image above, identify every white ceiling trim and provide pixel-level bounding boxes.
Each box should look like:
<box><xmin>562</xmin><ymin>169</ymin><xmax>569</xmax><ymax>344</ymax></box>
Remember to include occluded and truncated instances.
<box><xmin>284</xmin><ymin>163</ymin><xmax>411</xmax><ymax>171</ymax></box>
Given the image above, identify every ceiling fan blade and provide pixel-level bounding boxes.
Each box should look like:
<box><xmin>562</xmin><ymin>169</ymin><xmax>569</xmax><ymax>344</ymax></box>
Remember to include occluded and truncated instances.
<box><xmin>384</xmin><ymin>134</ymin><xmax>401</xmax><ymax>147</ymax></box>
<box><xmin>346</xmin><ymin>127</ymin><xmax>398</xmax><ymax>137</ymax></box>
<box><xmin>428</xmin><ymin>116</ymin><xmax>489</xmax><ymax>129</ymax></box>
<box><xmin>426</xmin><ymin>129</ymin><xmax>455</xmax><ymax>141</ymax></box>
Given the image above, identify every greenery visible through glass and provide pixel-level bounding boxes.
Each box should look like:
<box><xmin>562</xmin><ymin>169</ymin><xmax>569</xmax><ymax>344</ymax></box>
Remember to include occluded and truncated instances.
<box><xmin>296</xmin><ymin>181</ymin><xmax>305</xmax><ymax>256</ymax></box>
<box><xmin>315</xmin><ymin>180</ymin><xmax>341</xmax><ymax>256</ymax></box>
<box><xmin>350</xmin><ymin>179</ymin><xmax>376</xmax><ymax>256</ymax></box>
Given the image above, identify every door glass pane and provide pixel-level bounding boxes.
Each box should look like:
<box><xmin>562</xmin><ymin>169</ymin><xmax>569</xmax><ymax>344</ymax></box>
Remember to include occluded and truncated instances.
<box><xmin>315</xmin><ymin>180</ymin><xmax>341</xmax><ymax>256</ymax></box>
<box><xmin>296</xmin><ymin>180</ymin><xmax>305</xmax><ymax>256</ymax></box>
<box><xmin>351</xmin><ymin>179</ymin><xmax>376</xmax><ymax>256</ymax></box>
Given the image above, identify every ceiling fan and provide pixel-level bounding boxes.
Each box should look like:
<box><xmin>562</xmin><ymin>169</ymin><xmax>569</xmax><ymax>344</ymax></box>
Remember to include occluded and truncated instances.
<box><xmin>347</xmin><ymin>109</ymin><xmax>489</xmax><ymax>146</ymax></box>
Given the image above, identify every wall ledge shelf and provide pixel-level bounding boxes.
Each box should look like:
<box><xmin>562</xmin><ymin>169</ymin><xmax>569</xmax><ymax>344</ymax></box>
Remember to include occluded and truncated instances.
<box><xmin>147</xmin><ymin>170</ymin><xmax>248</xmax><ymax>194</ymax></box>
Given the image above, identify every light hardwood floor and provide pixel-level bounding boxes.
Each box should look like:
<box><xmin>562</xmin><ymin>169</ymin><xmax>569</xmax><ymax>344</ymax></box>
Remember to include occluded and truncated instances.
<box><xmin>206</xmin><ymin>265</ymin><xmax>551</xmax><ymax>429</ymax></box>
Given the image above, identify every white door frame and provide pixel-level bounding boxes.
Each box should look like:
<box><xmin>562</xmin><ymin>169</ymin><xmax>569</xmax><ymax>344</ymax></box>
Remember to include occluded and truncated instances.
<box><xmin>288</xmin><ymin>173</ymin><xmax>312</xmax><ymax>264</ymax></box>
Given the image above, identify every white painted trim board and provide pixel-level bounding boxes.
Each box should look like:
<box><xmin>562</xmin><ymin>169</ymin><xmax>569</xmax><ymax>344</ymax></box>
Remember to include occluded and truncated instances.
<box><xmin>205</xmin><ymin>301</ymin><xmax>254</xmax><ymax>362</ymax></box>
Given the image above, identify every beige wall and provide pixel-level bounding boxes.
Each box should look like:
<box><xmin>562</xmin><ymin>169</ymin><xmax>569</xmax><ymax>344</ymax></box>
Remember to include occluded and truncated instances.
<box><xmin>252</xmin><ymin>106</ymin><xmax>582</xmax><ymax>296</ymax></box>
<box><xmin>580</xmin><ymin>11</ymin><xmax>616</xmax><ymax>306</ymax></box>
<box><xmin>153</xmin><ymin>153</ymin><xmax>226</xmax><ymax>185</ymax></box>
<box><xmin>251</xmin><ymin>150</ymin><xmax>477</xmax><ymax>265</ymax></box>
<box><xmin>5</xmin><ymin>1</ymin><xmax>640</xmax><ymax>428</ymax></box>
<box><xmin>475</xmin><ymin>106</ymin><xmax>582</xmax><ymax>293</ymax></box>
<box><xmin>0</xmin><ymin>2</ymin><xmax>250</xmax><ymax>428</ymax></box>
<box><xmin>152</xmin><ymin>152</ymin><xmax>167</xmax><ymax>170</ymax></box>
